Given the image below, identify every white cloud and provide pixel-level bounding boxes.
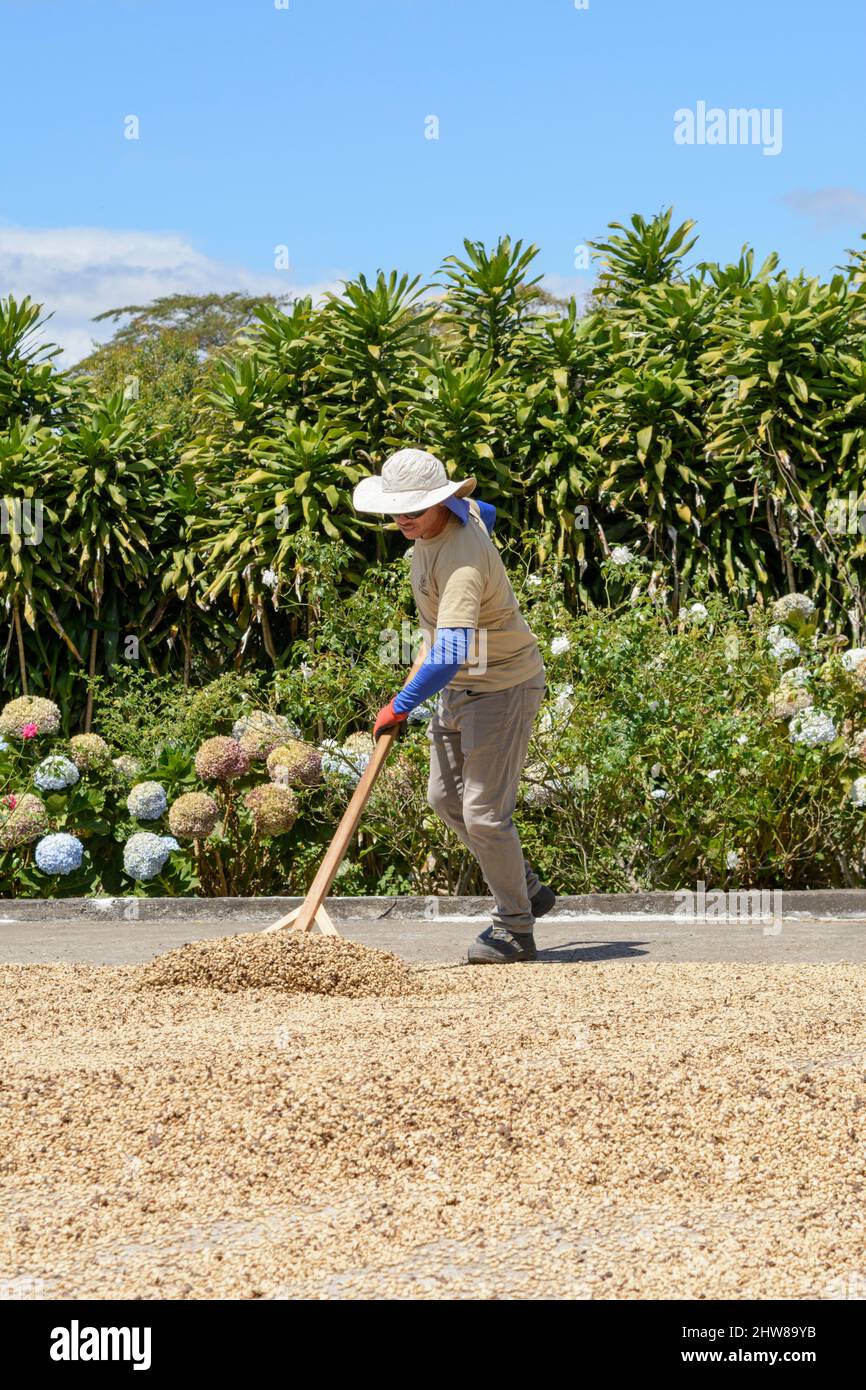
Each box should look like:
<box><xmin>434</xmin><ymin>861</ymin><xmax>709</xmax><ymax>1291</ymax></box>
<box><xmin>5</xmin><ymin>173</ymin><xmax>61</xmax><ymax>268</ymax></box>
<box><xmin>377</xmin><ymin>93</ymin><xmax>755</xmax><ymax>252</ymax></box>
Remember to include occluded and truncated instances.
<box><xmin>782</xmin><ymin>187</ymin><xmax>866</xmax><ymax>231</ymax></box>
<box><xmin>540</xmin><ymin>273</ymin><xmax>597</xmax><ymax>306</ymax></box>
<box><xmin>0</xmin><ymin>224</ymin><xmax>343</xmax><ymax>364</ymax></box>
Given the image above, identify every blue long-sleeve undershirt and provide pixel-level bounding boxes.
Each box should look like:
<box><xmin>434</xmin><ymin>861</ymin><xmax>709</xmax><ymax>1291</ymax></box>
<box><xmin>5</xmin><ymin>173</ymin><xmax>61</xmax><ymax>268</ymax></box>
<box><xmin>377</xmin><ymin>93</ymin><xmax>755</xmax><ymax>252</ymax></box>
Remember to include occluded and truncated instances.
<box><xmin>391</xmin><ymin>496</ymin><xmax>497</xmax><ymax>716</ymax></box>
<box><xmin>392</xmin><ymin>628</ymin><xmax>472</xmax><ymax>714</ymax></box>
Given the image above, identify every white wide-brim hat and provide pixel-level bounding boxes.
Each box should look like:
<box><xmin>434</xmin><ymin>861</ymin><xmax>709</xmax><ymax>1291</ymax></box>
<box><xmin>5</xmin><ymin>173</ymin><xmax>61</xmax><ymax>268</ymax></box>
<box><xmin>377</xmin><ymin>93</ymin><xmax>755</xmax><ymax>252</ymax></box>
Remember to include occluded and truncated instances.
<box><xmin>353</xmin><ymin>448</ymin><xmax>476</xmax><ymax>515</ymax></box>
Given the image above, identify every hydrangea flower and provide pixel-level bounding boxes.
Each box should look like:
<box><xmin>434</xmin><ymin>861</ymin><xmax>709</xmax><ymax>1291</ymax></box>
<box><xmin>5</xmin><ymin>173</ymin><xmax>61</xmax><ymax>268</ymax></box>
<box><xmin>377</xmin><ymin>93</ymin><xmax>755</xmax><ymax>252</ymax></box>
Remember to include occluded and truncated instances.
<box><xmin>232</xmin><ymin>712</ymin><xmax>300</xmax><ymax>760</ymax></box>
<box><xmin>407</xmin><ymin>698</ymin><xmax>436</xmax><ymax>724</ymax></box>
<box><xmin>126</xmin><ymin>781</ymin><xmax>168</xmax><ymax>821</ymax></box>
<box><xmin>33</xmin><ymin>754</ymin><xmax>80</xmax><ymax>792</ymax></box>
<box><xmin>344</xmin><ymin>731</ymin><xmax>375</xmax><ymax>758</ymax></box>
<box><xmin>651</xmin><ymin>788</ymin><xmax>668</xmax><ymax>800</ymax></box>
<box><xmin>320</xmin><ymin>734</ymin><xmax>373</xmax><ymax>787</ymax></box>
<box><xmin>550</xmin><ymin>635</ymin><xmax>572</xmax><ymax>656</ymax></box>
<box><xmin>0</xmin><ymin>735</ymin><xmax>9</xmax><ymax>752</ymax></box>
<box><xmin>781</xmin><ymin>665</ymin><xmax>809</xmax><ymax>688</ymax></box>
<box><xmin>370</xmin><ymin>755</ymin><xmax>415</xmax><ymax>808</ymax></box>
<box><xmin>194</xmin><ymin>736</ymin><xmax>250</xmax><ymax>782</ymax></box>
<box><xmin>766</xmin><ymin>625</ymin><xmax>787</xmax><ymax>648</ymax></box>
<box><xmin>168</xmin><ymin>792</ymin><xmax>219</xmax><ymax>840</ymax></box>
<box><xmin>772</xmin><ymin>593</ymin><xmax>815</xmax><ymax>625</ymax></box>
<box><xmin>525</xmin><ymin>573</ymin><xmax>543</xmax><ymax>587</ymax></box>
<box><xmin>0</xmin><ymin>792</ymin><xmax>48</xmax><ymax>849</ymax></box>
<box><xmin>112</xmin><ymin>754</ymin><xmax>142</xmax><ymax>780</ymax></box>
<box><xmin>123</xmin><ymin>832</ymin><xmax>178</xmax><ymax>881</ymax></box>
<box><xmin>841</xmin><ymin>647</ymin><xmax>866</xmax><ymax>673</ymax></box>
<box><xmin>266</xmin><ymin>740</ymin><xmax>323</xmax><ymax>788</ymax></box>
<box><xmin>687</xmin><ymin>602</ymin><xmax>709</xmax><ymax>623</ymax></box>
<box><xmin>771</xmin><ymin>636</ymin><xmax>801</xmax><ymax>667</ymax></box>
<box><xmin>34</xmin><ymin>832</ymin><xmax>83</xmax><ymax>875</ymax></box>
<box><xmin>69</xmin><ymin>733</ymin><xmax>111</xmax><ymax>771</ymax></box>
<box><xmin>0</xmin><ymin>696</ymin><xmax>61</xmax><ymax>738</ymax></box>
<box><xmin>849</xmin><ymin>777</ymin><xmax>866</xmax><ymax>807</ymax></box>
<box><xmin>789</xmin><ymin>708</ymin><xmax>837</xmax><ymax>747</ymax></box>
<box><xmin>244</xmin><ymin>784</ymin><xmax>298</xmax><ymax>836</ymax></box>
<box><xmin>767</xmin><ymin>687</ymin><xmax>813</xmax><ymax>721</ymax></box>
<box><xmin>610</xmin><ymin>546</ymin><xmax>633</xmax><ymax>566</ymax></box>
<box><xmin>848</xmin><ymin>729</ymin><xmax>866</xmax><ymax>763</ymax></box>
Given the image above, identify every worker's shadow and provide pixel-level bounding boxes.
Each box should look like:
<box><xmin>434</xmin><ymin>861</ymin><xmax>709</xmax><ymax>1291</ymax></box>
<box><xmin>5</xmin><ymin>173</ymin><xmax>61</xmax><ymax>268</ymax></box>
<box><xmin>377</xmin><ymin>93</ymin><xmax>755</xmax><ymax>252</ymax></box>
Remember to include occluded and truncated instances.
<box><xmin>536</xmin><ymin>939</ymin><xmax>649</xmax><ymax>963</ymax></box>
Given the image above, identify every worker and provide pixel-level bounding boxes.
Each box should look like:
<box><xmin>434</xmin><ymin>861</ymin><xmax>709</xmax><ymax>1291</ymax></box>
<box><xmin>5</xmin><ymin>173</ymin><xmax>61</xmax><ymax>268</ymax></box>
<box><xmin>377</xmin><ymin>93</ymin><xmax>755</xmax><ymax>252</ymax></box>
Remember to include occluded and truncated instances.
<box><xmin>353</xmin><ymin>448</ymin><xmax>556</xmax><ymax>963</ymax></box>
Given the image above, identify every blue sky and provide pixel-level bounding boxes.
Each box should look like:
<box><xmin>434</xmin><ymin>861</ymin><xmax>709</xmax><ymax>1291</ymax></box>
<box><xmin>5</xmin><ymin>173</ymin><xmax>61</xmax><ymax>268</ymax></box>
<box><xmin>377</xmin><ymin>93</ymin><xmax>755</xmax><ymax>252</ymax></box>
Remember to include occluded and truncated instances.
<box><xmin>1</xmin><ymin>0</ymin><xmax>864</xmax><ymax>360</ymax></box>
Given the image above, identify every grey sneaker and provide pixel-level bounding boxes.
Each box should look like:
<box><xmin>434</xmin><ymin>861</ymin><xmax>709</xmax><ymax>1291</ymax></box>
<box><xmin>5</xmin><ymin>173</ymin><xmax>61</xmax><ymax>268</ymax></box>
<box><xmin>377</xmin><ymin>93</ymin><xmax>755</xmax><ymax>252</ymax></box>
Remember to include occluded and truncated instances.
<box><xmin>467</xmin><ymin>925</ymin><xmax>538</xmax><ymax>965</ymax></box>
<box><xmin>530</xmin><ymin>884</ymin><xmax>557</xmax><ymax>919</ymax></box>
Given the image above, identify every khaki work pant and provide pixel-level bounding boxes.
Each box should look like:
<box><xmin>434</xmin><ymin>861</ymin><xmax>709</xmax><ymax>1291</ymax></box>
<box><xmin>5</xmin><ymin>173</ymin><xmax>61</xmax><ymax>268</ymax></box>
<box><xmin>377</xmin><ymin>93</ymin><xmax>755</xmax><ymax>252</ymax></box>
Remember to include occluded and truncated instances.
<box><xmin>427</xmin><ymin>675</ymin><xmax>546</xmax><ymax>931</ymax></box>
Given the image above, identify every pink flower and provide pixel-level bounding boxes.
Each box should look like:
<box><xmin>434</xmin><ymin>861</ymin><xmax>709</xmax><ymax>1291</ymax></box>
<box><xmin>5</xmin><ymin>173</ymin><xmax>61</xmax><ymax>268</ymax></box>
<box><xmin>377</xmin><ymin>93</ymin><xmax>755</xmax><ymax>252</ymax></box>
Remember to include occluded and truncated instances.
<box><xmin>3</xmin><ymin>794</ymin><xmax>17</xmax><ymax>810</ymax></box>
<box><xmin>20</xmin><ymin>723</ymin><xmax>38</xmax><ymax>740</ymax></box>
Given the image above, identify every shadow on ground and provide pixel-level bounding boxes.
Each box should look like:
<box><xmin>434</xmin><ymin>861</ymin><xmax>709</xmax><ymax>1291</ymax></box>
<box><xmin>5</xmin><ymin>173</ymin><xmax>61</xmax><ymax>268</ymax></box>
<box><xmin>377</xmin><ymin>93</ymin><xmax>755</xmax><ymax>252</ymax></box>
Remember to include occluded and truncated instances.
<box><xmin>538</xmin><ymin>940</ymin><xmax>649</xmax><ymax>963</ymax></box>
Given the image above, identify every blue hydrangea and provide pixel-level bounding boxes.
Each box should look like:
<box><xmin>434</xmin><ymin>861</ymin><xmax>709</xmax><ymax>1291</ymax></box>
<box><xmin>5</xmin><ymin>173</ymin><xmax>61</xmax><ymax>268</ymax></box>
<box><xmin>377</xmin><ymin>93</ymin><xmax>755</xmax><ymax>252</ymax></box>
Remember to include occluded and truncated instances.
<box><xmin>0</xmin><ymin>735</ymin><xmax>9</xmax><ymax>752</ymax></box>
<box><xmin>123</xmin><ymin>832</ymin><xmax>178</xmax><ymax>881</ymax></box>
<box><xmin>407</xmin><ymin>698</ymin><xmax>436</xmax><ymax>724</ymax></box>
<box><xmin>34</xmin><ymin>832</ymin><xmax>84</xmax><ymax>875</ymax></box>
<box><xmin>33</xmin><ymin>755</ymin><xmax>80</xmax><ymax>792</ymax></box>
<box><xmin>126</xmin><ymin>781</ymin><xmax>168</xmax><ymax>821</ymax></box>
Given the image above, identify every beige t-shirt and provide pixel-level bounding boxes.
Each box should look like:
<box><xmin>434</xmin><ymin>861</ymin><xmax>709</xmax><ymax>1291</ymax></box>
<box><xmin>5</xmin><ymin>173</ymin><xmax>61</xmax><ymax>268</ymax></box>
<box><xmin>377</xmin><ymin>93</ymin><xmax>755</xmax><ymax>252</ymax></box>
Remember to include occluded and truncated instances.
<box><xmin>410</xmin><ymin>502</ymin><xmax>544</xmax><ymax>691</ymax></box>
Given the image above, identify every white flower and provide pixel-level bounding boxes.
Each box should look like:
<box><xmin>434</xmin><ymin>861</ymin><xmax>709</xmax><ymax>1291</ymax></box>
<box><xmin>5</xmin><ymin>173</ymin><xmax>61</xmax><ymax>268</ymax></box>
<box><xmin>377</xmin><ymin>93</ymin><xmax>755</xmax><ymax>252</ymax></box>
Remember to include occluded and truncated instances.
<box><xmin>610</xmin><ymin>545</ymin><xmax>632</xmax><ymax>566</ymax></box>
<box><xmin>526</xmin><ymin>573</ymin><xmax>543</xmax><ymax>588</ymax></box>
<box><xmin>772</xmin><ymin>593</ymin><xmax>815</xmax><ymax>624</ymax></box>
<box><xmin>850</xmin><ymin>777</ymin><xmax>866</xmax><ymax>807</ymax></box>
<box><xmin>725</xmin><ymin>849</ymin><xmax>742</xmax><ymax>871</ymax></box>
<box><xmin>766</xmin><ymin>625</ymin><xmax>787</xmax><ymax>648</ymax></box>
<box><xmin>262</xmin><ymin>568</ymin><xmax>278</xmax><ymax>590</ymax></box>
<box><xmin>537</xmin><ymin>683</ymin><xmax>574</xmax><ymax>734</ymax></box>
<box><xmin>123</xmin><ymin>831</ymin><xmax>177</xmax><ymax>881</ymax></box>
<box><xmin>736</xmin><ymin>733</ymin><xmax>748</xmax><ymax>745</ymax></box>
<box><xmin>781</xmin><ymin>665</ymin><xmax>809</xmax><ymax>687</ymax></box>
<box><xmin>33</xmin><ymin>755</ymin><xmax>80</xmax><ymax>792</ymax></box>
<box><xmin>687</xmin><ymin>602</ymin><xmax>709</xmax><ymax>623</ymax></box>
<box><xmin>550</xmin><ymin>635</ymin><xmax>572</xmax><ymax>657</ymax></box>
<box><xmin>706</xmin><ymin>769</ymin><xmax>722</xmax><ymax>781</ymax></box>
<box><xmin>842</xmin><ymin>648</ymin><xmax>866</xmax><ymax>672</ymax></box>
<box><xmin>126</xmin><ymin>781</ymin><xmax>168</xmax><ymax>821</ymax></box>
<box><xmin>772</xmin><ymin>636</ymin><xmax>801</xmax><ymax>667</ymax></box>
<box><xmin>320</xmin><ymin>735</ymin><xmax>373</xmax><ymax>786</ymax></box>
<box><xmin>788</xmin><ymin>708</ymin><xmax>837</xmax><ymax>748</ymax></box>
<box><xmin>651</xmin><ymin>787</ymin><xmax>668</xmax><ymax>800</ymax></box>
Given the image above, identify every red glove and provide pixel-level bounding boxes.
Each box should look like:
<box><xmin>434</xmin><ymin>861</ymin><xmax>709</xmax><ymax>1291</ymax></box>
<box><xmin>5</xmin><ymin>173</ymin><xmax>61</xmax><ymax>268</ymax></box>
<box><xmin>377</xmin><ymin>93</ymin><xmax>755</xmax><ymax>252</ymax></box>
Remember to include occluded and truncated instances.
<box><xmin>373</xmin><ymin>698</ymin><xmax>408</xmax><ymax>741</ymax></box>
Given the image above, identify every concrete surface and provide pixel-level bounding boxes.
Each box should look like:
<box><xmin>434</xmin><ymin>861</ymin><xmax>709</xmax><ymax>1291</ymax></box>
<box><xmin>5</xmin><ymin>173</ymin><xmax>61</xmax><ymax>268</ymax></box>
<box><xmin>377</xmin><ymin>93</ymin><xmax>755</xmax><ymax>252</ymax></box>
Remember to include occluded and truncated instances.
<box><xmin>6</xmin><ymin>889</ymin><xmax>866</xmax><ymax>921</ymax></box>
<box><xmin>2</xmin><ymin>910</ymin><xmax>866</xmax><ymax>965</ymax></box>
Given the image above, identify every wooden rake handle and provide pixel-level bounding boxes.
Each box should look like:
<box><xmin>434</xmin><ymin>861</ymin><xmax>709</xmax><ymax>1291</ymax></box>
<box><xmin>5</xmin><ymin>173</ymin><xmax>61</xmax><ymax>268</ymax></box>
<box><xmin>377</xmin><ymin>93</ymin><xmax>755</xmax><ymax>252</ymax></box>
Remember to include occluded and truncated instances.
<box><xmin>264</xmin><ymin>648</ymin><xmax>426</xmax><ymax>934</ymax></box>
